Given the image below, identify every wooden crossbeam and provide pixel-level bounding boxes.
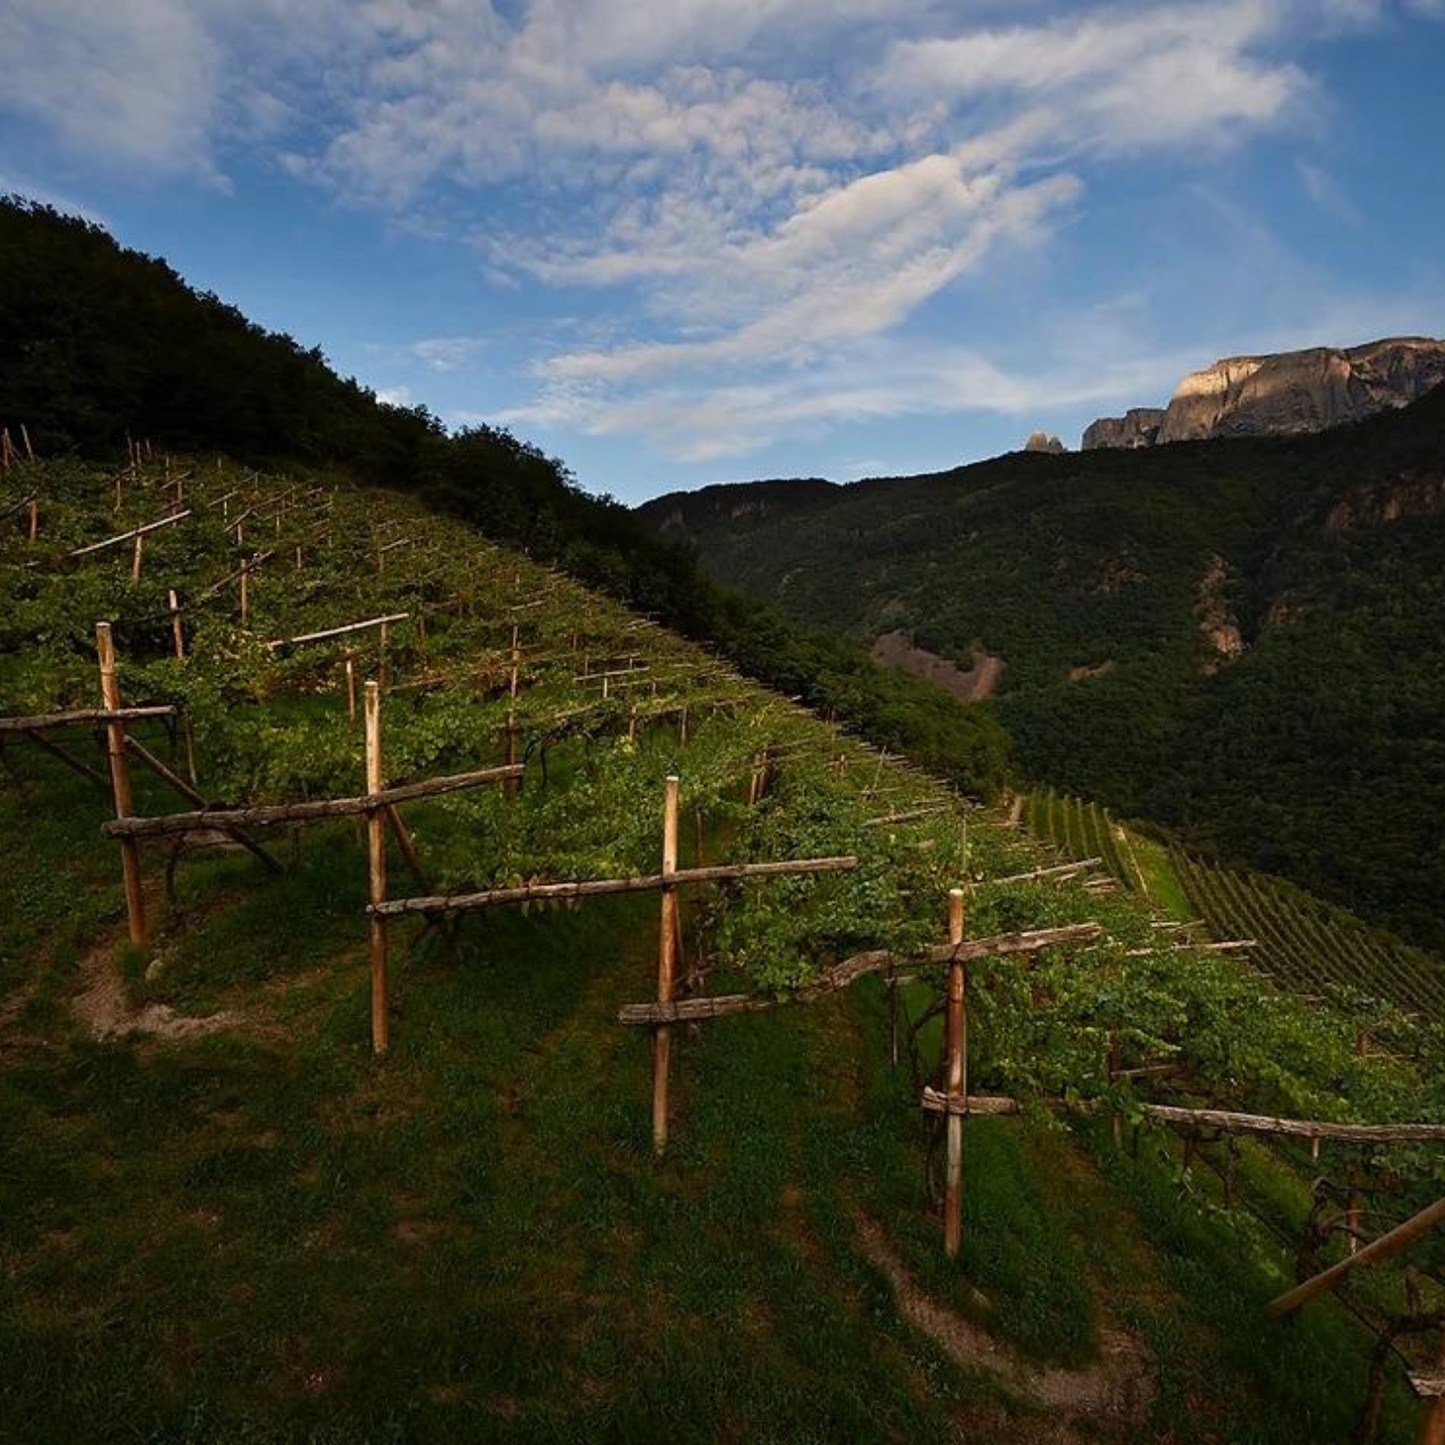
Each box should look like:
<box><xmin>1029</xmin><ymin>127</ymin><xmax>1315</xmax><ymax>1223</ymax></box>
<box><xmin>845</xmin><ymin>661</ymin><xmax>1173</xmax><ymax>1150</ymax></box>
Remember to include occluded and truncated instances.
<box><xmin>373</xmin><ymin>855</ymin><xmax>859</xmax><ymax>919</ymax></box>
<box><xmin>0</xmin><ymin>705</ymin><xmax>179</xmax><ymax>734</ymax></box>
<box><xmin>68</xmin><ymin>510</ymin><xmax>190</xmax><ymax>557</ymax></box>
<box><xmin>100</xmin><ymin>764</ymin><xmax>522</xmax><ymax>838</ymax></box>
<box><xmin>618</xmin><ymin>923</ymin><xmax>1101</xmax><ymax>1025</ymax></box>
<box><xmin>1267</xmin><ymin>1194</ymin><xmax>1445</xmax><ymax>1318</ymax></box>
<box><xmin>919</xmin><ymin>1090</ymin><xmax>1445</xmax><ymax>1144</ymax></box>
<box><xmin>990</xmin><ymin>858</ymin><xmax>1103</xmax><ymax>885</ymax></box>
<box><xmin>265</xmin><ymin>613</ymin><xmax>409</xmax><ymax>650</ymax></box>
<box><xmin>122</xmin><ymin>735</ymin><xmax>282</xmax><ymax>874</ymax></box>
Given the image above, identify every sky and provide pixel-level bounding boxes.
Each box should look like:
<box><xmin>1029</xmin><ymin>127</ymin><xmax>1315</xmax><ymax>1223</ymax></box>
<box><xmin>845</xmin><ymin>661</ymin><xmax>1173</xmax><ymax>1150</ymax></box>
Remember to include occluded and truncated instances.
<box><xmin>1</xmin><ymin>1</ymin><xmax>1443</xmax><ymax>504</ymax></box>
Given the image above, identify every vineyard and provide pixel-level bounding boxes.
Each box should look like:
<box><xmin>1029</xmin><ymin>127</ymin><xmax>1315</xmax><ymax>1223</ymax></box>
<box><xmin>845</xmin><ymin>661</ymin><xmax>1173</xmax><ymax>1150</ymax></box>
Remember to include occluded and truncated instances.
<box><xmin>4</xmin><ymin>454</ymin><xmax>1445</xmax><ymax>1441</ymax></box>
<box><xmin>1024</xmin><ymin>789</ymin><xmax>1445</xmax><ymax>1026</ymax></box>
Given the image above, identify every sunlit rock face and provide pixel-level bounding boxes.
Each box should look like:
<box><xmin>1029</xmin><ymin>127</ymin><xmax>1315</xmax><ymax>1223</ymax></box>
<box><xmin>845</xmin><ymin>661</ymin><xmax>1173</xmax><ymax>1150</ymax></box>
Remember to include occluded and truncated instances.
<box><xmin>1081</xmin><ymin>408</ymin><xmax>1166</xmax><ymax>450</ymax></box>
<box><xmin>1024</xmin><ymin>430</ymin><xmax>1065</xmax><ymax>453</ymax></box>
<box><xmin>1082</xmin><ymin>338</ymin><xmax>1445</xmax><ymax>449</ymax></box>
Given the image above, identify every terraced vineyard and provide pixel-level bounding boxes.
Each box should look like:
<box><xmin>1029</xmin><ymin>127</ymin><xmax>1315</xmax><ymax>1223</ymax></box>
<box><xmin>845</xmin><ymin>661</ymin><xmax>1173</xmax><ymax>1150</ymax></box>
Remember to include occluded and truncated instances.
<box><xmin>1169</xmin><ymin>848</ymin><xmax>1445</xmax><ymax>1024</ymax></box>
<box><xmin>6</xmin><ymin>457</ymin><xmax>1445</xmax><ymax>1441</ymax></box>
<box><xmin>1024</xmin><ymin>789</ymin><xmax>1445</xmax><ymax>1027</ymax></box>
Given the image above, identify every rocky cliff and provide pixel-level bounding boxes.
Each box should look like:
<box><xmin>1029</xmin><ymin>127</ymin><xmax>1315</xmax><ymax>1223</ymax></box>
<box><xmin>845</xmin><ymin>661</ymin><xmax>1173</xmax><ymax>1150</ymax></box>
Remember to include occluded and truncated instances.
<box><xmin>1083</xmin><ymin>337</ymin><xmax>1445</xmax><ymax>450</ymax></box>
<box><xmin>1024</xmin><ymin>430</ymin><xmax>1065</xmax><ymax>453</ymax></box>
<box><xmin>1081</xmin><ymin>408</ymin><xmax>1166</xmax><ymax>451</ymax></box>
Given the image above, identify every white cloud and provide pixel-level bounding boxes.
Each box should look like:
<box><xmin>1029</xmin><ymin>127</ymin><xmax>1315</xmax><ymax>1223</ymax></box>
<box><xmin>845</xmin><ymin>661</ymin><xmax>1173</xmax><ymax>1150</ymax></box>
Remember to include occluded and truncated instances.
<box><xmin>1</xmin><ymin>0</ymin><xmax>1432</xmax><ymax>466</ymax></box>
<box><xmin>410</xmin><ymin>337</ymin><xmax>483</xmax><ymax>372</ymax></box>
<box><xmin>0</xmin><ymin>0</ymin><xmax>223</xmax><ymax>179</ymax></box>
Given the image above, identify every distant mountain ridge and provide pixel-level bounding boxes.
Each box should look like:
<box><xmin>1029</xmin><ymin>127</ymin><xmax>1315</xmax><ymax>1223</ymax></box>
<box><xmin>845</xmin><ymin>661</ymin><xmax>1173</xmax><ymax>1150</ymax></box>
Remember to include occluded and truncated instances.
<box><xmin>1084</xmin><ymin>336</ymin><xmax>1445</xmax><ymax>450</ymax></box>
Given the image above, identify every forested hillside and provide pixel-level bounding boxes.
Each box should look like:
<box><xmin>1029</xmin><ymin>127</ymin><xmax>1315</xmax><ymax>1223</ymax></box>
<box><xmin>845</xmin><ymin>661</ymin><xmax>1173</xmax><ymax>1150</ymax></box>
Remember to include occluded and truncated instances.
<box><xmin>641</xmin><ymin>392</ymin><xmax>1445</xmax><ymax>951</ymax></box>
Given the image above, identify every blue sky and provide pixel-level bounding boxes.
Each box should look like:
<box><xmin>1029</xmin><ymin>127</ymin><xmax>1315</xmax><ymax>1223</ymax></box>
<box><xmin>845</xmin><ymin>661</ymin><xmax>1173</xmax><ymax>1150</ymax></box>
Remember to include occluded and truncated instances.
<box><xmin>2</xmin><ymin>0</ymin><xmax>1443</xmax><ymax>504</ymax></box>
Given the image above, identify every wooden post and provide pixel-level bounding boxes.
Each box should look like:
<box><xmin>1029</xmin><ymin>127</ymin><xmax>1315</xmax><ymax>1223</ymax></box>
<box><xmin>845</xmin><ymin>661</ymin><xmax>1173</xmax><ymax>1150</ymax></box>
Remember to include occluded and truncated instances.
<box><xmin>345</xmin><ymin>658</ymin><xmax>357</xmax><ymax>723</ymax></box>
<box><xmin>378</xmin><ymin>621</ymin><xmax>389</xmax><ymax>693</ymax></box>
<box><xmin>1109</xmin><ymin>1030</ymin><xmax>1123</xmax><ymax>1149</ymax></box>
<box><xmin>1420</xmin><ymin>1326</ymin><xmax>1445</xmax><ymax>1445</ymax></box>
<box><xmin>168</xmin><ymin>589</ymin><xmax>185</xmax><ymax>659</ymax></box>
<box><xmin>131</xmin><ymin>531</ymin><xmax>145</xmax><ymax>584</ymax></box>
<box><xmin>96</xmin><ymin>623</ymin><xmax>146</xmax><ymax>947</ymax></box>
<box><xmin>20</xmin><ymin>423</ymin><xmax>33</xmax><ymax>462</ymax></box>
<box><xmin>239</xmin><ymin>558</ymin><xmax>250</xmax><ymax>625</ymax></box>
<box><xmin>944</xmin><ymin>887</ymin><xmax>967</xmax><ymax>1257</ymax></box>
<box><xmin>365</xmin><ymin>681</ymin><xmax>389</xmax><ymax>1055</ymax></box>
<box><xmin>28</xmin><ymin>499</ymin><xmax>38</xmax><ymax>542</ymax></box>
<box><xmin>653</xmin><ymin>775</ymin><xmax>680</xmax><ymax>1155</ymax></box>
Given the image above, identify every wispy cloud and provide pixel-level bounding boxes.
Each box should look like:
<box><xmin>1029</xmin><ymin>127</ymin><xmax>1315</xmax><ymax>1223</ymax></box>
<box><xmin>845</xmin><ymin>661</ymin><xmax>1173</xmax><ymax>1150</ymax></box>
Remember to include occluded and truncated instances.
<box><xmin>1</xmin><ymin>0</ymin><xmax>1437</xmax><ymax>468</ymax></box>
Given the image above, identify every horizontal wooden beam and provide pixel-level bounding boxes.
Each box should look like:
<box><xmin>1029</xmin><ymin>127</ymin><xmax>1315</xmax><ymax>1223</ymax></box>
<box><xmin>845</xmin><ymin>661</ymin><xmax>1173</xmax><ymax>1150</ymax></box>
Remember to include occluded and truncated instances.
<box><xmin>618</xmin><ymin>922</ymin><xmax>1102</xmax><ymax>1025</ymax></box>
<box><xmin>99</xmin><ymin>763</ymin><xmax>522</xmax><ymax>838</ymax></box>
<box><xmin>265</xmin><ymin>613</ymin><xmax>410</xmax><ymax>650</ymax></box>
<box><xmin>991</xmin><ymin>858</ymin><xmax>1102</xmax><ymax>885</ymax></box>
<box><xmin>375</xmin><ymin>855</ymin><xmax>859</xmax><ymax>919</ymax></box>
<box><xmin>0</xmin><ymin>705</ymin><xmax>179</xmax><ymax>734</ymax></box>
<box><xmin>68</xmin><ymin>510</ymin><xmax>191</xmax><ymax>556</ymax></box>
<box><xmin>919</xmin><ymin>1089</ymin><xmax>1445</xmax><ymax>1144</ymax></box>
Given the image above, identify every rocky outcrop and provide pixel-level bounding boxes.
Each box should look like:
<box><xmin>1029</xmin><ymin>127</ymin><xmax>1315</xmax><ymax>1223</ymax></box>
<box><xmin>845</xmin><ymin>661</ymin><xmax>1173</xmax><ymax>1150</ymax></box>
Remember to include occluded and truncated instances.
<box><xmin>1082</xmin><ymin>337</ymin><xmax>1445</xmax><ymax>450</ymax></box>
<box><xmin>1081</xmin><ymin>408</ymin><xmax>1166</xmax><ymax>451</ymax></box>
<box><xmin>1024</xmin><ymin>430</ymin><xmax>1065</xmax><ymax>454</ymax></box>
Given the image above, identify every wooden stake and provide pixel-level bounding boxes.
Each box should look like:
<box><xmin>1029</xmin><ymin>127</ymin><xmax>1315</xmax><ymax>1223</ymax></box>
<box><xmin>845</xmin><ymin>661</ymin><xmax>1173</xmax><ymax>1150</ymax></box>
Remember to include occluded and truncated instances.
<box><xmin>378</xmin><ymin>622</ymin><xmax>389</xmax><ymax>692</ymax></box>
<box><xmin>1419</xmin><ymin>1326</ymin><xmax>1445</xmax><ymax>1445</ymax></box>
<box><xmin>28</xmin><ymin>499</ymin><xmax>38</xmax><ymax>542</ymax></box>
<box><xmin>168</xmin><ymin>589</ymin><xmax>185</xmax><ymax>659</ymax></box>
<box><xmin>1109</xmin><ymin>1030</ymin><xmax>1123</xmax><ymax>1149</ymax></box>
<box><xmin>365</xmin><ymin>681</ymin><xmax>389</xmax><ymax>1055</ymax></box>
<box><xmin>239</xmin><ymin>559</ymin><xmax>250</xmax><ymax>625</ymax></box>
<box><xmin>653</xmin><ymin>774</ymin><xmax>680</xmax><ymax>1155</ymax></box>
<box><xmin>345</xmin><ymin>658</ymin><xmax>356</xmax><ymax>723</ymax></box>
<box><xmin>96</xmin><ymin>623</ymin><xmax>146</xmax><ymax>947</ymax></box>
<box><xmin>944</xmin><ymin>887</ymin><xmax>967</xmax><ymax>1257</ymax></box>
<box><xmin>20</xmin><ymin>423</ymin><xmax>33</xmax><ymax>462</ymax></box>
<box><xmin>131</xmin><ymin>531</ymin><xmax>145</xmax><ymax>584</ymax></box>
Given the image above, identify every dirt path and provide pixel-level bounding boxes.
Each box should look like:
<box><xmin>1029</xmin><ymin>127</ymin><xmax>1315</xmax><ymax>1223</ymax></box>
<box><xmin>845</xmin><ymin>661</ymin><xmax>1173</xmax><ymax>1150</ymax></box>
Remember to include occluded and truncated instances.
<box><xmin>854</xmin><ymin>1212</ymin><xmax>1156</xmax><ymax>1442</ymax></box>
<box><xmin>71</xmin><ymin>935</ymin><xmax>242</xmax><ymax>1041</ymax></box>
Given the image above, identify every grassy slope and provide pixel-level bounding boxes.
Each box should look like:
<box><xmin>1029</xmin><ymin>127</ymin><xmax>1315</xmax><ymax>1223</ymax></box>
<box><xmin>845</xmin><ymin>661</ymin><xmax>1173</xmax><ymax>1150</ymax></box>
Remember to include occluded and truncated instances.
<box><xmin>0</xmin><ymin>461</ymin><xmax>1421</xmax><ymax>1443</ymax></box>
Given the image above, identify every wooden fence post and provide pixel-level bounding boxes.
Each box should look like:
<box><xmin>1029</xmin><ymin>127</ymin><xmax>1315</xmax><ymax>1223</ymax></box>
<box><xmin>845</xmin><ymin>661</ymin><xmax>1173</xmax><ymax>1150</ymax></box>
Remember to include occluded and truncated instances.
<box><xmin>28</xmin><ymin>499</ymin><xmax>38</xmax><ymax>542</ymax></box>
<box><xmin>1419</xmin><ymin>1325</ymin><xmax>1445</xmax><ymax>1445</ymax></box>
<box><xmin>505</xmin><ymin>623</ymin><xmax>521</xmax><ymax>800</ymax></box>
<box><xmin>345</xmin><ymin>657</ymin><xmax>357</xmax><ymax>724</ymax></box>
<box><xmin>653</xmin><ymin>774</ymin><xmax>681</xmax><ymax>1155</ymax></box>
<box><xmin>168</xmin><ymin>589</ymin><xmax>185</xmax><ymax>659</ymax></box>
<box><xmin>131</xmin><ymin>531</ymin><xmax>145</xmax><ymax>584</ymax></box>
<box><xmin>944</xmin><ymin>886</ymin><xmax>967</xmax><ymax>1257</ymax></box>
<box><xmin>96</xmin><ymin>622</ymin><xmax>146</xmax><ymax>947</ymax></box>
<box><xmin>239</xmin><ymin>557</ymin><xmax>250</xmax><ymax>625</ymax></box>
<box><xmin>365</xmin><ymin>680</ymin><xmax>389</xmax><ymax>1055</ymax></box>
<box><xmin>1109</xmin><ymin>1030</ymin><xmax>1123</xmax><ymax>1149</ymax></box>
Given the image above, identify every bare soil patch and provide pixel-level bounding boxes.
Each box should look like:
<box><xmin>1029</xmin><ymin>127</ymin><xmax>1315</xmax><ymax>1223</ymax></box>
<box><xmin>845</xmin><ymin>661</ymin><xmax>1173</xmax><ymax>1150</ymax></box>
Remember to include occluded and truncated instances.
<box><xmin>870</xmin><ymin>631</ymin><xmax>1003</xmax><ymax>702</ymax></box>
<box><xmin>72</xmin><ymin>935</ymin><xmax>242</xmax><ymax>1041</ymax></box>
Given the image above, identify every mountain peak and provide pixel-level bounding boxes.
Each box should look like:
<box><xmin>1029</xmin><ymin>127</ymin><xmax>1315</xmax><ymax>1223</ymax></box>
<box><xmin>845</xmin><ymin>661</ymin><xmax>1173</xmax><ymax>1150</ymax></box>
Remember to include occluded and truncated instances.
<box><xmin>1083</xmin><ymin>336</ymin><xmax>1445</xmax><ymax>450</ymax></box>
